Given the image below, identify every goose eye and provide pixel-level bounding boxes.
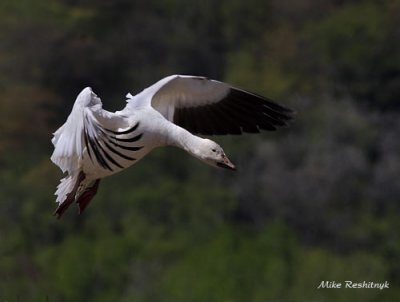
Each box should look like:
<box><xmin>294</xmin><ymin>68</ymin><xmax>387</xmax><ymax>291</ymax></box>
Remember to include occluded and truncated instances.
<box><xmin>211</xmin><ymin>148</ymin><xmax>217</xmax><ymax>153</ymax></box>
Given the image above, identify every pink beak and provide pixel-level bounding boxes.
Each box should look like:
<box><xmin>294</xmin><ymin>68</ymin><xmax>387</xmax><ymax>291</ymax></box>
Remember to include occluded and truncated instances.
<box><xmin>217</xmin><ymin>154</ymin><xmax>236</xmax><ymax>171</ymax></box>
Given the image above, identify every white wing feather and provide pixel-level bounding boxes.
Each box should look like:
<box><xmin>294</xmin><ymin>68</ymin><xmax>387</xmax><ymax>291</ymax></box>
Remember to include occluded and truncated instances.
<box><xmin>124</xmin><ymin>75</ymin><xmax>230</xmax><ymax>120</ymax></box>
<box><xmin>51</xmin><ymin>87</ymin><xmax>126</xmax><ymax>174</ymax></box>
<box><xmin>51</xmin><ymin>87</ymin><xmax>97</xmax><ymax>173</ymax></box>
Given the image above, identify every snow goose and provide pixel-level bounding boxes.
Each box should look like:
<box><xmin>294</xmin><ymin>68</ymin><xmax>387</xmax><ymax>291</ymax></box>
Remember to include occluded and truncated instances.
<box><xmin>51</xmin><ymin>75</ymin><xmax>294</xmax><ymax>218</ymax></box>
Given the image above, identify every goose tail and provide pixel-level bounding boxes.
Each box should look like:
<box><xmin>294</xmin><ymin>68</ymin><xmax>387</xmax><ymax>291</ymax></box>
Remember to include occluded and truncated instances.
<box><xmin>53</xmin><ymin>172</ymin><xmax>85</xmax><ymax>218</ymax></box>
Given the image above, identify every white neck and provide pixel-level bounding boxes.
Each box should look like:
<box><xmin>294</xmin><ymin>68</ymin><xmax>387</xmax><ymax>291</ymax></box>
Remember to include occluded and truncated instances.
<box><xmin>166</xmin><ymin>124</ymin><xmax>205</xmax><ymax>159</ymax></box>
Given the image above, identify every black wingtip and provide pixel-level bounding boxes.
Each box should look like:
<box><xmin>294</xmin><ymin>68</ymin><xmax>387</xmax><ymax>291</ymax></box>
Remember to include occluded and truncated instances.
<box><xmin>171</xmin><ymin>85</ymin><xmax>296</xmax><ymax>136</ymax></box>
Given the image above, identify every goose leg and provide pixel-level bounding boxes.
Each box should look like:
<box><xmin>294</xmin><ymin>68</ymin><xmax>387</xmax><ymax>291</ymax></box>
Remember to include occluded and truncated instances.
<box><xmin>76</xmin><ymin>179</ymin><xmax>101</xmax><ymax>214</ymax></box>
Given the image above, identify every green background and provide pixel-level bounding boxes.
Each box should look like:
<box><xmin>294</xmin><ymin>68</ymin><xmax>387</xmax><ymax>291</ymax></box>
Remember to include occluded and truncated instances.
<box><xmin>1</xmin><ymin>1</ymin><xmax>399</xmax><ymax>301</ymax></box>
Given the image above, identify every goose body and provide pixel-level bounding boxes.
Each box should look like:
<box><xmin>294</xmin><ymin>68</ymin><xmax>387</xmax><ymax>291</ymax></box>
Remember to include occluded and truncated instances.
<box><xmin>51</xmin><ymin>75</ymin><xmax>294</xmax><ymax>218</ymax></box>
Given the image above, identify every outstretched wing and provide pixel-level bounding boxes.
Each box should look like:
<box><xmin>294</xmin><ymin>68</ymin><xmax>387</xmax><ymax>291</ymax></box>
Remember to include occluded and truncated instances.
<box><xmin>127</xmin><ymin>75</ymin><xmax>294</xmax><ymax>135</ymax></box>
<box><xmin>50</xmin><ymin>87</ymin><xmax>133</xmax><ymax>174</ymax></box>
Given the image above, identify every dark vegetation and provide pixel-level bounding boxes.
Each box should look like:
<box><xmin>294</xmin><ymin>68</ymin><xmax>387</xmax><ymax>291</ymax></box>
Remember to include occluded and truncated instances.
<box><xmin>0</xmin><ymin>1</ymin><xmax>399</xmax><ymax>301</ymax></box>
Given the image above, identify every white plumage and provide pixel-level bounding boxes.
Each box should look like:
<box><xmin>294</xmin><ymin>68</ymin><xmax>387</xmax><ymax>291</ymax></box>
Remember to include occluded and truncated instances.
<box><xmin>51</xmin><ymin>75</ymin><xmax>294</xmax><ymax>218</ymax></box>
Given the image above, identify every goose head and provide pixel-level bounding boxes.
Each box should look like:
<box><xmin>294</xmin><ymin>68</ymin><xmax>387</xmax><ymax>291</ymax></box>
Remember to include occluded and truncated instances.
<box><xmin>197</xmin><ymin>139</ymin><xmax>236</xmax><ymax>171</ymax></box>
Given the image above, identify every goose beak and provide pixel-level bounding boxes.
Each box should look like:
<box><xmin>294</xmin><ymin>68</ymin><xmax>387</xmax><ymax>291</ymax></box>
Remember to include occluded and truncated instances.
<box><xmin>217</xmin><ymin>155</ymin><xmax>236</xmax><ymax>171</ymax></box>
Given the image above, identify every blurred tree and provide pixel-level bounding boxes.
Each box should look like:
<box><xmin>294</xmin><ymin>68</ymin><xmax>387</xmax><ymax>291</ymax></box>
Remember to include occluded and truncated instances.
<box><xmin>1</xmin><ymin>0</ymin><xmax>399</xmax><ymax>301</ymax></box>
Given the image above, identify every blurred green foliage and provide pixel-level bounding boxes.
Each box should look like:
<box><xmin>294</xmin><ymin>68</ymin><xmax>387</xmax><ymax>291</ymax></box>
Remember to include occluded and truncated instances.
<box><xmin>0</xmin><ymin>0</ymin><xmax>399</xmax><ymax>301</ymax></box>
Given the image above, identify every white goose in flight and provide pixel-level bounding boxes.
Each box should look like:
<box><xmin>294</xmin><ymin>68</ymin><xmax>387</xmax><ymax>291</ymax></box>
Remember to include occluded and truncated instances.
<box><xmin>51</xmin><ymin>75</ymin><xmax>294</xmax><ymax>218</ymax></box>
